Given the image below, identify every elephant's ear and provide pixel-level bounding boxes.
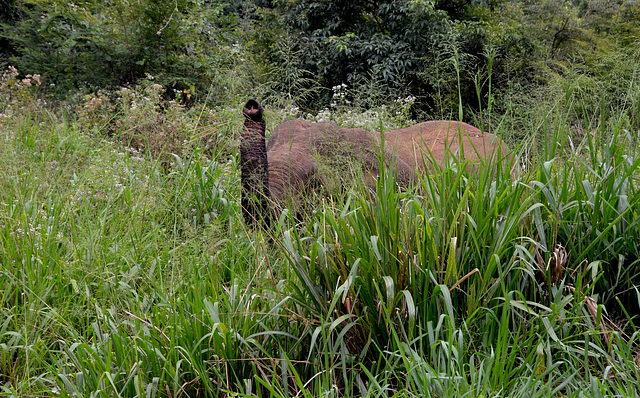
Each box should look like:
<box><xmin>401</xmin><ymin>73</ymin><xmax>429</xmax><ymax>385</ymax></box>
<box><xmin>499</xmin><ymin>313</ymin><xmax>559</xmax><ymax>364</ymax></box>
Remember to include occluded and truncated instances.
<box><xmin>268</xmin><ymin>149</ymin><xmax>319</xmax><ymax>201</ymax></box>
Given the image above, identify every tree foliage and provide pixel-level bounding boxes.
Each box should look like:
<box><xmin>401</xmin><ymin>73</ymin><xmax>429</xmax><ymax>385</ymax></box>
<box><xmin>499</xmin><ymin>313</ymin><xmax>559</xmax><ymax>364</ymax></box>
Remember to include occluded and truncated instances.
<box><xmin>1</xmin><ymin>0</ymin><xmax>638</xmax><ymax>115</ymax></box>
<box><xmin>1</xmin><ymin>0</ymin><xmax>240</xmax><ymax>95</ymax></box>
<box><xmin>252</xmin><ymin>0</ymin><xmax>640</xmax><ymax>116</ymax></box>
<box><xmin>259</xmin><ymin>0</ymin><xmax>502</xmax><ymax>112</ymax></box>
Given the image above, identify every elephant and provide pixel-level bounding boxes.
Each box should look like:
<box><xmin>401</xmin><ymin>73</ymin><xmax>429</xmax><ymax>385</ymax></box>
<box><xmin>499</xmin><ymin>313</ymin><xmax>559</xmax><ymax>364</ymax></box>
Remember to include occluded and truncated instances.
<box><xmin>240</xmin><ymin>99</ymin><xmax>512</xmax><ymax>229</ymax></box>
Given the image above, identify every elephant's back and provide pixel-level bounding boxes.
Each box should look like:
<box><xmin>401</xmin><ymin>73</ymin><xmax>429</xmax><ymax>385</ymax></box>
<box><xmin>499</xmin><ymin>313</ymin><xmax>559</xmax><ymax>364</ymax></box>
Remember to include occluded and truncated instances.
<box><xmin>267</xmin><ymin>120</ymin><xmax>374</xmax><ymax>152</ymax></box>
<box><xmin>383</xmin><ymin>120</ymin><xmax>508</xmax><ymax>170</ymax></box>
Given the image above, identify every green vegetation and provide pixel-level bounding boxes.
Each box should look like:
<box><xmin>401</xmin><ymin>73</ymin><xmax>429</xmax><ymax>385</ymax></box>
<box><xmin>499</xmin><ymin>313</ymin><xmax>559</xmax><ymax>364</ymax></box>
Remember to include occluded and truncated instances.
<box><xmin>1</xmin><ymin>0</ymin><xmax>640</xmax><ymax>397</ymax></box>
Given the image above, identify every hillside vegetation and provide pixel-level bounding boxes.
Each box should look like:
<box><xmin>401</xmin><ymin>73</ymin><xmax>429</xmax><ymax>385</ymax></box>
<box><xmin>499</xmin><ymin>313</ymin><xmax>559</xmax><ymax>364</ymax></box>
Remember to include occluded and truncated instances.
<box><xmin>1</xmin><ymin>0</ymin><xmax>640</xmax><ymax>396</ymax></box>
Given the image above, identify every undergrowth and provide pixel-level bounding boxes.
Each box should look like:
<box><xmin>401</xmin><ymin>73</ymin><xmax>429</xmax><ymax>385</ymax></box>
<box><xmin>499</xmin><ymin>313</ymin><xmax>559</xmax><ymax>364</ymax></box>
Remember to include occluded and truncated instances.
<box><xmin>1</xmin><ymin>63</ymin><xmax>639</xmax><ymax>397</ymax></box>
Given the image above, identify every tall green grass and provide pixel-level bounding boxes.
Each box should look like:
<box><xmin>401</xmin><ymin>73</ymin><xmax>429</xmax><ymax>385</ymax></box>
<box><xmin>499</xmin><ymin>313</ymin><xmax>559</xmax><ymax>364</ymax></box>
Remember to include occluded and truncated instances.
<box><xmin>1</xmin><ymin>82</ymin><xmax>639</xmax><ymax>396</ymax></box>
<box><xmin>256</xmin><ymin>106</ymin><xmax>638</xmax><ymax>395</ymax></box>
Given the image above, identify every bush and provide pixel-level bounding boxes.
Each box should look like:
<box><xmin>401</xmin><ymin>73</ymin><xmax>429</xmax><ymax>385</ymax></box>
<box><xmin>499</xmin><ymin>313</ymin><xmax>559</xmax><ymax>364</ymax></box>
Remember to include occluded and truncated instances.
<box><xmin>75</xmin><ymin>81</ymin><xmax>235</xmax><ymax>168</ymax></box>
<box><xmin>0</xmin><ymin>65</ymin><xmax>45</xmax><ymax>126</ymax></box>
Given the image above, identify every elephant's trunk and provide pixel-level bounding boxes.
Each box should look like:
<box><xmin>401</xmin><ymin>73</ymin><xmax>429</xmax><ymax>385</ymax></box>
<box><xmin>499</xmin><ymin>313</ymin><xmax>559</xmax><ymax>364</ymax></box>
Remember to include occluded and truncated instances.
<box><xmin>240</xmin><ymin>99</ymin><xmax>271</xmax><ymax>229</ymax></box>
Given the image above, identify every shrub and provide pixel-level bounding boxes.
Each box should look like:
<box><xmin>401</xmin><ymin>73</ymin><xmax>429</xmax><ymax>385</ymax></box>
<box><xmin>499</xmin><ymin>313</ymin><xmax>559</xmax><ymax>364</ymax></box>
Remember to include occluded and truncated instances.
<box><xmin>0</xmin><ymin>65</ymin><xmax>44</xmax><ymax>125</ymax></box>
<box><xmin>75</xmin><ymin>81</ymin><xmax>233</xmax><ymax>168</ymax></box>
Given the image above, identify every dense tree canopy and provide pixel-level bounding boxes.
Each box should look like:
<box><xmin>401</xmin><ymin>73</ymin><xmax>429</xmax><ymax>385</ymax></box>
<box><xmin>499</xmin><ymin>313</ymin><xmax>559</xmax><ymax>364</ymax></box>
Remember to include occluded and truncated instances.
<box><xmin>0</xmin><ymin>0</ymin><xmax>638</xmax><ymax>113</ymax></box>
